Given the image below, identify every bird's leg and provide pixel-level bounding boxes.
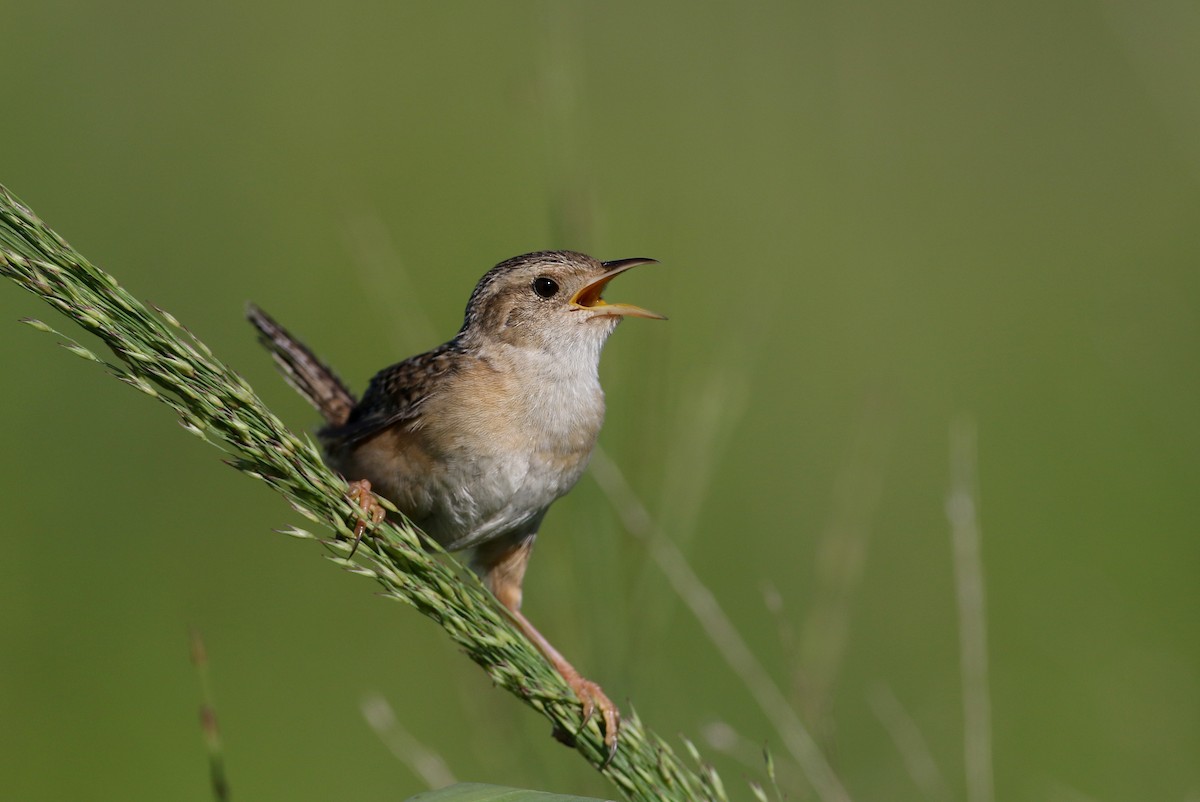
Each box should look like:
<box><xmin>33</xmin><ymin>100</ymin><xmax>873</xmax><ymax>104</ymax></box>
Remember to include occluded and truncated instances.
<box><xmin>473</xmin><ymin>535</ymin><xmax>621</xmax><ymax>762</ymax></box>
<box><xmin>508</xmin><ymin>605</ymin><xmax>621</xmax><ymax>763</ymax></box>
<box><xmin>345</xmin><ymin>479</ymin><xmax>386</xmax><ymax>556</ymax></box>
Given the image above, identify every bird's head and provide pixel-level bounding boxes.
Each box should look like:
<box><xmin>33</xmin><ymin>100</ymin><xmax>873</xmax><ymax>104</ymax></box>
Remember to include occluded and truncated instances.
<box><xmin>458</xmin><ymin>251</ymin><xmax>664</xmax><ymax>356</ymax></box>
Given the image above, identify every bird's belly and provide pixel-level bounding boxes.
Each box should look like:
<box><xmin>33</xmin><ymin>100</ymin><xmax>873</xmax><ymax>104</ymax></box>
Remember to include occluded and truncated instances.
<box><xmin>424</xmin><ymin>446</ymin><xmax>590</xmax><ymax>551</ymax></box>
<box><xmin>340</xmin><ymin>425</ymin><xmax>591</xmax><ymax>552</ymax></box>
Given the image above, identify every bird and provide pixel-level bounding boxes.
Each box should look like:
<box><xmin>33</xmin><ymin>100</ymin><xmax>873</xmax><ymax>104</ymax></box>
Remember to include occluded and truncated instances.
<box><xmin>247</xmin><ymin>250</ymin><xmax>663</xmax><ymax>759</ymax></box>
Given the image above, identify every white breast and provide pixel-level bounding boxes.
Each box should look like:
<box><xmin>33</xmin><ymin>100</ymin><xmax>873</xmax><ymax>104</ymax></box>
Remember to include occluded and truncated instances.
<box><xmin>418</xmin><ymin>343</ymin><xmax>607</xmax><ymax>551</ymax></box>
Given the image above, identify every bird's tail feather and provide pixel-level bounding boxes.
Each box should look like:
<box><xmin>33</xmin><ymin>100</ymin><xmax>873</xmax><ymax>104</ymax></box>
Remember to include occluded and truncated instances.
<box><xmin>246</xmin><ymin>303</ymin><xmax>356</xmax><ymax>427</ymax></box>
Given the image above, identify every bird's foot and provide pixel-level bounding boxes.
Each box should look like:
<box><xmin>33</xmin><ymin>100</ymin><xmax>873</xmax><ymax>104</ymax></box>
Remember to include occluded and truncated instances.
<box><xmin>345</xmin><ymin>479</ymin><xmax>386</xmax><ymax>556</ymax></box>
<box><xmin>562</xmin><ymin>667</ymin><xmax>621</xmax><ymax>766</ymax></box>
<box><xmin>479</xmin><ymin>545</ymin><xmax>622</xmax><ymax>766</ymax></box>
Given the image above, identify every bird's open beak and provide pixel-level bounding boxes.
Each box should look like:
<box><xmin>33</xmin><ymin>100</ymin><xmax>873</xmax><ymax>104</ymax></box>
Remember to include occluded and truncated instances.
<box><xmin>570</xmin><ymin>258</ymin><xmax>666</xmax><ymax>320</ymax></box>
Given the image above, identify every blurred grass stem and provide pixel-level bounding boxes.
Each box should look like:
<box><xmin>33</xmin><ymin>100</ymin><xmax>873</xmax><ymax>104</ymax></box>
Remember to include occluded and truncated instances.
<box><xmin>189</xmin><ymin>629</ymin><xmax>232</xmax><ymax>802</ymax></box>
<box><xmin>590</xmin><ymin>447</ymin><xmax>851</xmax><ymax>802</ymax></box>
<box><xmin>798</xmin><ymin>399</ymin><xmax>890</xmax><ymax>737</ymax></box>
<box><xmin>362</xmin><ymin>693</ymin><xmax>458</xmax><ymax>789</ymax></box>
<box><xmin>947</xmin><ymin>417</ymin><xmax>995</xmax><ymax>802</ymax></box>
<box><xmin>867</xmin><ymin>684</ymin><xmax>950</xmax><ymax>802</ymax></box>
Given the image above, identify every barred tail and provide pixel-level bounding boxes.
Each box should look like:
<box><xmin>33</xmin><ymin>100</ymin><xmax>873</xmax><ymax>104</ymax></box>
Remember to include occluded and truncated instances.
<box><xmin>246</xmin><ymin>303</ymin><xmax>356</xmax><ymax>427</ymax></box>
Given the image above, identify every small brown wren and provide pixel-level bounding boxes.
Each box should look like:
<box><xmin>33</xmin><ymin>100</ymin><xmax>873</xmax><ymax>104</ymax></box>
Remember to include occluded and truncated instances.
<box><xmin>247</xmin><ymin>250</ymin><xmax>663</xmax><ymax>757</ymax></box>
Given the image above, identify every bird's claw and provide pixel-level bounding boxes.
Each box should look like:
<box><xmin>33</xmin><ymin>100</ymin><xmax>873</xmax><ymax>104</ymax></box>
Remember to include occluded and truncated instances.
<box><xmin>566</xmin><ymin>674</ymin><xmax>620</xmax><ymax>767</ymax></box>
<box><xmin>346</xmin><ymin>479</ymin><xmax>386</xmax><ymax>556</ymax></box>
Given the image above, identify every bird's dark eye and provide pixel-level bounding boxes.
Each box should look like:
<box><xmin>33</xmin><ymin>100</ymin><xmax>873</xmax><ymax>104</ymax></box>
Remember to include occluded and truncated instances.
<box><xmin>532</xmin><ymin>276</ymin><xmax>559</xmax><ymax>299</ymax></box>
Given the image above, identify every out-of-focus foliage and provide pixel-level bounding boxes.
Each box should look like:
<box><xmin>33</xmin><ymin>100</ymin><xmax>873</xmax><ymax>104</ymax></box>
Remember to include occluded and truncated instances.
<box><xmin>1</xmin><ymin>2</ymin><xmax>1196</xmax><ymax>801</ymax></box>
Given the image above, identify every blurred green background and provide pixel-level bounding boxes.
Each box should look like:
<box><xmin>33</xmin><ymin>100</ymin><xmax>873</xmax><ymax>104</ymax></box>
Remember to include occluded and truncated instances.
<box><xmin>2</xmin><ymin>2</ymin><xmax>1196</xmax><ymax>801</ymax></box>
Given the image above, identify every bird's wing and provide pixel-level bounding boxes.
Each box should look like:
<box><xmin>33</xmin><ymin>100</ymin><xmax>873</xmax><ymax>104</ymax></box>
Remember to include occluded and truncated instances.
<box><xmin>321</xmin><ymin>341</ymin><xmax>465</xmax><ymax>448</ymax></box>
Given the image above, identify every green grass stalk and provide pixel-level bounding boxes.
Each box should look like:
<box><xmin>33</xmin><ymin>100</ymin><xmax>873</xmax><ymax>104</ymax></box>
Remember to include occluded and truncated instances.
<box><xmin>0</xmin><ymin>184</ymin><xmax>728</xmax><ymax>802</ymax></box>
